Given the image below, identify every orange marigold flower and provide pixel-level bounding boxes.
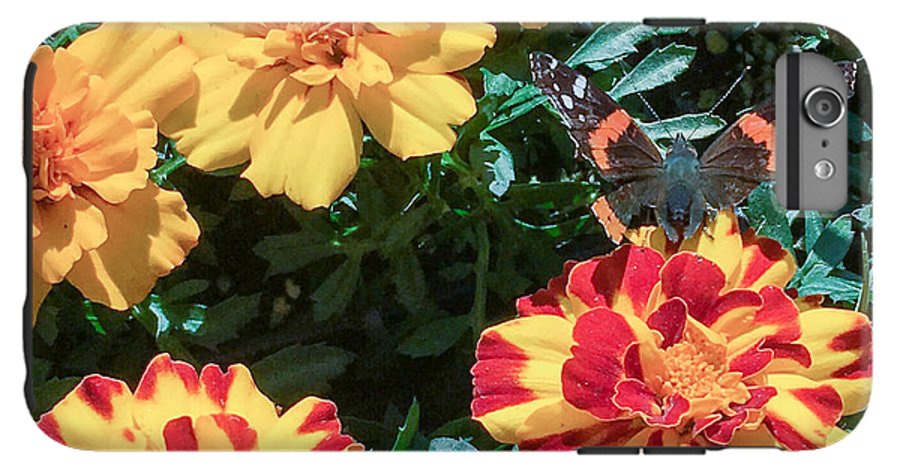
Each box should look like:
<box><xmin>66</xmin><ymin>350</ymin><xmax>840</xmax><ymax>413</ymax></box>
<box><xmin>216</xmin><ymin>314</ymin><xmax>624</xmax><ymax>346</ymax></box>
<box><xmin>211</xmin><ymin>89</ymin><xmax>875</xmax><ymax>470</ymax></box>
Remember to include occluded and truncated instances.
<box><xmin>161</xmin><ymin>23</ymin><xmax>496</xmax><ymax>209</ymax></box>
<box><xmin>31</xmin><ymin>25</ymin><xmax>201</xmax><ymax>321</ymax></box>
<box><xmin>471</xmin><ymin>211</ymin><xmax>871</xmax><ymax>450</ymax></box>
<box><xmin>37</xmin><ymin>353</ymin><xmax>363</xmax><ymax>451</ymax></box>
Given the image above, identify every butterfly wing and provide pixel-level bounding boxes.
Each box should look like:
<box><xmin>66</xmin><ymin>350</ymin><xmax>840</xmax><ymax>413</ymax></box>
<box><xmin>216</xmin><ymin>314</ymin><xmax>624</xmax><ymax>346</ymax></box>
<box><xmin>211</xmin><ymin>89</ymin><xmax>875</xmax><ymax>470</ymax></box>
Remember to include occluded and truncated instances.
<box><xmin>699</xmin><ymin>101</ymin><xmax>776</xmax><ymax>209</ymax></box>
<box><xmin>529</xmin><ymin>52</ymin><xmax>663</xmax><ymax>182</ymax></box>
<box><xmin>530</xmin><ymin>52</ymin><xmax>663</xmax><ymax>242</ymax></box>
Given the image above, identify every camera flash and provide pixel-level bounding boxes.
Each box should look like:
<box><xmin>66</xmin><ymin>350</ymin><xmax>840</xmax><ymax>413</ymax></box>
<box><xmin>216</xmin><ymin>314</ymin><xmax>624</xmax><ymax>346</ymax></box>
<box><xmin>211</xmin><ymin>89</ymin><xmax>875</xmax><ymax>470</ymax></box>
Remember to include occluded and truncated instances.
<box><xmin>814</xmin><ymin>159</ymin><xmax>835</xmax><ymax>180</ymax></box>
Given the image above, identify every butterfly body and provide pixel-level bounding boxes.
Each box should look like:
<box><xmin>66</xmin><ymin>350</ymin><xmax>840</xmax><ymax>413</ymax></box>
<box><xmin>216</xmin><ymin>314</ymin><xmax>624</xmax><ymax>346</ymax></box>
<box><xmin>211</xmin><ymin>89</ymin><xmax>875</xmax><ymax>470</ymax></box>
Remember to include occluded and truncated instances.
<box><xmin>529</xmin><ymin>52</ymin><xmax>776</xmax><ymax>243</ymax></box>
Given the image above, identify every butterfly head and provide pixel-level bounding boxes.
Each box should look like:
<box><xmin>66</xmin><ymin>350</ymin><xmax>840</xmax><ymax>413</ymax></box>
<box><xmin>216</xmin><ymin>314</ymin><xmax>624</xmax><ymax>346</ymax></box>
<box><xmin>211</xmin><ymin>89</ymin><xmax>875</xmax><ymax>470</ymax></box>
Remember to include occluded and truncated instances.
<box><xmin>666</xmin><ymin>133</ymin><xmax>698</xmax><ymax>160</ymax></box>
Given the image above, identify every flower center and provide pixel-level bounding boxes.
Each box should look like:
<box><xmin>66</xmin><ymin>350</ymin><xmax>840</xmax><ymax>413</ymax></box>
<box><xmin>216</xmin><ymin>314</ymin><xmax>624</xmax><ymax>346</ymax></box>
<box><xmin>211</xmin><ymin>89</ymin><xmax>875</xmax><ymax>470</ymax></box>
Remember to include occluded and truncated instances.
<box><xmin>32</xmin><ymin>107</ymin><xmax>77</xmax><ymax>202</ymax></box>
<box><xmin>661</xmin><ymin>340</ymin><xmax>726</xmax><ymax>399</ymax></box>
<box><xmin>285</xmin><ymin>23</ymin><xmax>356</xmax><ymax>68</ymax></box>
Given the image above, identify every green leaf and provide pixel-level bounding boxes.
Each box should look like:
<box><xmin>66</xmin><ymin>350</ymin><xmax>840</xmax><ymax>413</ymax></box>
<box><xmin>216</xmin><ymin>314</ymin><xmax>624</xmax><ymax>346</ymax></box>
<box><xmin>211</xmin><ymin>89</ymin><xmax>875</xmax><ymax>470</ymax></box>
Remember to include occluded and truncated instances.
<box><xmin>32</xmin><ymin>377</ymin><xmax>81</xmax><ymax>417</ymax></box>
<box><xmin>312</xmin><ymin>255</ymin><xmax>362</xmax><ymax>321</ymax></box>
<box><xmin>852</xmin><ymin>204</ymin><xmax>872</xmax><ymax>230</ymax></box>
<box><xmin>744</xmin><ymin>183</ymin><xmax>793</xmax><ymax>250</ymax></box>
<box><xmin>798</xmin><ymin>273</ymin><xmax>862</xmax><ymax>303</ymax></box>
<box><xmin>163</xmin><ymin>279</ymin><xmax>210</xmax><ymax>304</ymax></box>
<box><xmin>610</xmin><ymin>44</ymin><xmax>696</xmax><ymax>100</ymax></box>
<box><xmin>251</xmin><ymin>343</ymin><xmax>354</xmax><ymax>406</ymax></box>
<box><xmin>639</xmin><ymin>113</ymin><xmax>727</xmax><ymax>142</ymax></box>
<box><xmin>478</xmin><ymin>134</ymin><xmax>516</xmax><ymax>197</ymax></box>
<box><xmin>389</xmin><ymin>247</ymin><xmax>431</xmax><ymax>315</ymax></box>
<box><xmin>797</xmin><ymin>215</ymin><xmax>854</xmax><ymax>280</ymax></box>
<box><xmin>190</xmin><ymin>293</ymin><xmax>260</xmax><ymax>350</ymax></box>
<box><xmin>253</xmin><ymin>226</ymin><xmax>339</xmax><ymax>277</ymax></box>
<box><xmin>429</xmin><ymin>437</ymin><xmax>478</xmax><ymax>451</ymax></box>
<box><xmin>391</xmin><ymin>398</ymin><xmax>421</xmax><ymax>451</ymax></box>
<box><xmin>803</xmin><ymin>210</ymin><xmax>824</xmax><ymax>255</ymax></box>
<box><xmin>397</xmin><ymin>315</ymin><xmax>470</xmax><ymax>358</ymax></box>
<box><xmin>568</xmin><ymin>23</ymin><xmax>689</xmax><ymax>69</ymax></box>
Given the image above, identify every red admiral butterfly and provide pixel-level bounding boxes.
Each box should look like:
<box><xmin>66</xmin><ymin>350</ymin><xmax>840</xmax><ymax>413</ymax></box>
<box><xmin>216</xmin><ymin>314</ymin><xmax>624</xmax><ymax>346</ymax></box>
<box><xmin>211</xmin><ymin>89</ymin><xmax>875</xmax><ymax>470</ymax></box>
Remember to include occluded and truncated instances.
<box><xmin>529</xmin><ymin>52</ymin><xmax>775</xmax><ymax>243</ymax></box>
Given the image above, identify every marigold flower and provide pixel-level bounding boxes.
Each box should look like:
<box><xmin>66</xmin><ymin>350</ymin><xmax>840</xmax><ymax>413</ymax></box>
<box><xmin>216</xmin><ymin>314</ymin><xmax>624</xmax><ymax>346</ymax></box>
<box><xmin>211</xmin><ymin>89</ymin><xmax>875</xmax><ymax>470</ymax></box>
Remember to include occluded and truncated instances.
<box><xmin>161</xmin><ymin>23</ymin><xmax>496</xmax><ymax>209</ymax></box>
<box><xmin>37</xmin><ymin>353</ymin><xmax>362</xmax><ymax>451</ymax></box>
<box><xmin>31</xmin><ymin>25</ymin><xmax>200</xmax><ymax>320</ymax></box>
<box><xmin>471</xmin><ymin>211</ymin><xmax>871</xmax><ymax>450</ymax></box>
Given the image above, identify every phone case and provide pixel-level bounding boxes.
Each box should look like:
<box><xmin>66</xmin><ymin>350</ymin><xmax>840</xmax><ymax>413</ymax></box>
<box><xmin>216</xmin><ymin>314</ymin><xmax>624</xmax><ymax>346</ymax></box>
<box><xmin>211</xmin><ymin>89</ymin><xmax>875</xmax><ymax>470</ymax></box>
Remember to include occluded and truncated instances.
<box><xmin>26</xmin><ymin>21</ymin><xmax>872</xmax><ymax>452</ymax></box>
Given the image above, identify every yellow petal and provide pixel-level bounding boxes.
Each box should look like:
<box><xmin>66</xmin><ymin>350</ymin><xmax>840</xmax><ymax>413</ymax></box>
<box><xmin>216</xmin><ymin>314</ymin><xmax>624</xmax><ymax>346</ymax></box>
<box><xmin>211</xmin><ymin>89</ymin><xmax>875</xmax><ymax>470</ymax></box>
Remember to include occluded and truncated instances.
<box><xmin>67</xmin><ymin>24</ymin><xmax>198</xmax><ymax>120</ymax></box>
<box><xmin>32</xmin><ymin>272</ymin><xmax>51</xmax><ymax>325</ymax></box>
<box><xmin>259</xmin><ymin>397</ymin><xmax>361</xmax><ymax>450</ymax></box>
<box><xmin>161</xmin><ymin>55</ymin><xmax>288</xmax><ymax>171</ymax></box>
<box><xmin>245</xmin><ymin>82</ymin><xmax>362</xmax><ymax>208</ymax></box>
<box><xmin>31</xmin><ymin>46</ymin><xmax>89</xmax><ymax>113</ymax></box>
<box><xmin>37</xmin><ymin>376</ymin><xmax>144</xmax><ymax>450</ymax></box>
<box><xmin>355</xmin><ymin>72</ymin><xmax>475</xmax><ymax>159</ymax></box>
<box><xmin>198</xmin><ymin>363</ymin><xmax>279</xmax><ymax>433</ymax></box>
<box><xmin>65</xmin><ymin>185</ymin><xmax>199</xmax><ymax>310</ymax></box>
<box><xmin>763</xmin><ymin>374</ymin><xmax>843</xmax><ymax>450</ymax></box>
<box><xmin>472</xmin><ymin>315</ymin><xmax>603</xmax><ymax>445</ymax></box>
<box><xmin>33</xmin><ymin>195</ymin><xmax>107</xmax><ymax>284</ymax></box>
<box><xmin>168</xmin><ymin>23</ymin><xmax>249</xmax><ymax>59</ymax></box>
<box><xmin>679</xmin><ymin>209</ymin><xmax>743</xmax><ymax>281</ymax></box>
<box><xmin>363</xmin><ymin>24</ymin><xmax>496</xmax><ymax>74</ymax></box>
<box><xmin>226</xmin><ymin>37</ymin><xmax>274</xmax><ymax>69</ymax></box>
<box><xmin>76</xmin><ymin>87</ymin><xmax>156</xmax><ymax>204</ymax></box>
<box><xmin>131</xmin><ymin>354</ymin><xmax>218</xmax><ymax>449</ymax></box>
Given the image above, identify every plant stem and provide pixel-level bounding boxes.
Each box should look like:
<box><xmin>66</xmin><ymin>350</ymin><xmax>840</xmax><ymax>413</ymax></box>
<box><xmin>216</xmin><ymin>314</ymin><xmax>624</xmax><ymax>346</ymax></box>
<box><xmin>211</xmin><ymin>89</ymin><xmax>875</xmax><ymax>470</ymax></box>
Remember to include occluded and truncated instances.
<box><xmin>471</xmin><ymin>220</ymin><xmax>490</xmax><ymax>342</ymax></box>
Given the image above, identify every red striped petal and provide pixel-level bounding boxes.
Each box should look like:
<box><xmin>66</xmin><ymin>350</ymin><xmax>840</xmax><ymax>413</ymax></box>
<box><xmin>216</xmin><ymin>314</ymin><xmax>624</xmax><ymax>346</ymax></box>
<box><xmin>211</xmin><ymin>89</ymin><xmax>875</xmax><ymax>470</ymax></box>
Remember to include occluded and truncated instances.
<box><xmin>660</xmin><ymin>252</ymin><xmax>726</xmax><ymax>321</ymax></box>
<box><xmin>567</xmin><ymin>245</ymin><xmax>664</xmax><ymax>317</ymax></box>
<box><xmin>646</xmin><ymin>298</ymin><xmax>687</xmax><ymax>348</ymax></box>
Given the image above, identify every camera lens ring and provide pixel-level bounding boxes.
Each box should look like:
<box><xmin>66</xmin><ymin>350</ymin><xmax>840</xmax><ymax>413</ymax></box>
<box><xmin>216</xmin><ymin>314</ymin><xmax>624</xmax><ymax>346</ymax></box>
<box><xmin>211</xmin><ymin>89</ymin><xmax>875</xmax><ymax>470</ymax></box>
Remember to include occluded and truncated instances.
<box><xmin>803</xmin><ymin>86</ymin><xmax>846</xmax><ymax>128</ymax></box>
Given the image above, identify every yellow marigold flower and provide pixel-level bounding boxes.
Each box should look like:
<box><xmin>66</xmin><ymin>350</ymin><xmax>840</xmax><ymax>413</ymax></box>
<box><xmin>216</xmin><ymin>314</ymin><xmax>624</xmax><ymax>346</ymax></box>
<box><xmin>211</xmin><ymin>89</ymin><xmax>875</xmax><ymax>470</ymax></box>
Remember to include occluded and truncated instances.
<box><xmin>161</xmin><ymin>23</ymin><xmax>496</xmax><ymax>209</ymax></box>
<box><xmin>37</xmin><ymin>353</ymin><xmax>363</xmax><ymax>451</ymax></box>
<box><xmin>31</xmin><ymin>24</ymin><xmax>201</xmax><ymax>321</ymax></box>
<box><xmin>471</xmin><ymin>211</ymin><xmax>871</xmax><ymax>450</ymax></box>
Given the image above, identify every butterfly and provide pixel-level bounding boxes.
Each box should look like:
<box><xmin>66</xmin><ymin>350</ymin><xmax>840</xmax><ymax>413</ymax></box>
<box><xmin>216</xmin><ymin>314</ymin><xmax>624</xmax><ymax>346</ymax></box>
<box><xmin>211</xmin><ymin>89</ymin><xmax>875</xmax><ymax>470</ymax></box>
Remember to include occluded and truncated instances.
<box><xmin>529</xmin><ymin>52</ymin><xmax>775</xmax><ymax>243</ymax></box>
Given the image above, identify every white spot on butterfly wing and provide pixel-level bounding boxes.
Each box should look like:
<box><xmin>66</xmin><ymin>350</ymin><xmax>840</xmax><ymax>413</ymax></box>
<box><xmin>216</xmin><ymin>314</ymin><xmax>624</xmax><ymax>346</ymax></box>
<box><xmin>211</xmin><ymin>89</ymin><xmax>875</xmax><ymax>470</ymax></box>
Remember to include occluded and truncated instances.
<box><xmin>552</xmin><ymin>83</ymin><xmax>561</xmax><ymax>92</ymax></box>
<box><xmin>573</xmin><ymin>75</ymin><xmax>587</xmax><ymax>99</ymax></box>
<box><xmin>561</xmin><ymin>94</ymin><xmax>574</xmax><ymax>110</ymax></box>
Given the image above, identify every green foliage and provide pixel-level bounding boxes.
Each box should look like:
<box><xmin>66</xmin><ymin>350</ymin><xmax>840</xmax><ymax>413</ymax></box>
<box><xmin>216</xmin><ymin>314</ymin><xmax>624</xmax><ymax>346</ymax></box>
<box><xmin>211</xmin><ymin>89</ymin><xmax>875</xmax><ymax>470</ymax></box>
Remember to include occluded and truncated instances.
<box><xmin>251</xmin><ymin>343</ymin><xmax>354</xmax><ymax>406</ymax></box>
<box><xmin>392</xmin><ymin>399</ymin><xmax>423</xmax><ymax>451</ymax></box>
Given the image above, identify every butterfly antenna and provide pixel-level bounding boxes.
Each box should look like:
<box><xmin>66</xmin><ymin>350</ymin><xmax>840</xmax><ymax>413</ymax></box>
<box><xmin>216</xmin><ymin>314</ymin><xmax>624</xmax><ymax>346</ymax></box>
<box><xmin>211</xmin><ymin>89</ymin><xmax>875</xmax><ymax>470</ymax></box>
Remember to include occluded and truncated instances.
<box><xmin>617</xmin><ymin>59</ymin><xmax>673</xmax><ymax>140</ymax></box>
<box><xmin>687</xmin><ymin>65</ymin><xmax>752</xmax><ymax>141</ymax></box>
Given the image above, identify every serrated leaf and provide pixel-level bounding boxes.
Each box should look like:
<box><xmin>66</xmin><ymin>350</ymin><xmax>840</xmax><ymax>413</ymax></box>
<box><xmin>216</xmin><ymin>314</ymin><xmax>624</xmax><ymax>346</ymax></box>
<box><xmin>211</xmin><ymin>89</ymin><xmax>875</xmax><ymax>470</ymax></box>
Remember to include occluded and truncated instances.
<box><xmin>392</xmin><ymin>399</ymin><xmax>421</xmax><ymax>451</ymax></box>
<box><xmin>312</xmin><ymin>255</ymin><xmax>361</xmax><ymax>321</ymax></box>
<box><xmin>481</xmin><ymin>135</ymin><xmax>516</xmax><ymax>197</ymax></box>
<box><xmin>163</xmin><ymin>279</ymin><xmax>210</xmax><ymax>304</ymax></box>
<box><xmin>390</xmin><ymin>247</ymin><xmax>431</xmax><ymax>315</ymax></box>
<box><xmin>639</xmin><ymin>113</ymin><xmax>727</xmax><ymax>142</ymax></box>
<box><xmin>251</xmin><ymin>343</ymin><xmax>354</xmax><ymax>406</ymax></box>
<box><xmin>253</xmin><ymin>229</ymin><xmax>338</xmax><ymax>277</ymax></box>
<box><xmin>568</xmin><ymin>23</ymin><xmax>688</xmax><ymax>69</ymax></box>
<box><xmin>397</xmin><ymin>315</ymin><xmax>470</xmax><ymax>358</ymax></box>
<box><xmin>429</xmin><ymin>437</ymin><xmax>478</xmax><ymax>451</ymax></box>
<box><xmin>744</xmin><ymin>183</ymin><xmax>793</xmax><ymax>250</ymax></box>
<box><xmin>610</xmin><ymin>44</ymin><xmax>696</xmax><ymax>100</ymax></box>
<box><xmin>189</xmin><ymin>293</ymin><xmax>260</xmax><ymax>350</ymax></box>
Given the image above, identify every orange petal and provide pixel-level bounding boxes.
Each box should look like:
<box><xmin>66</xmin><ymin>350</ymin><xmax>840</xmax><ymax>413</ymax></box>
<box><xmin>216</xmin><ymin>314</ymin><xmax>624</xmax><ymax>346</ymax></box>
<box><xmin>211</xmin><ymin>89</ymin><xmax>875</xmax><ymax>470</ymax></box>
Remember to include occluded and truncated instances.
<box><xmin>66</xmin><ymin>24</ymin><xmax>198</xmax><ymax>120</ymax></box>
<box><xmin>161</xmin><ymin>55</ymin><xmax>287</xmax><ymax>171</ymax></box>
<box><xmin>65</xmin><ymin>185</ymin><xmax>199</xmax><ymax>310</ymax></box>
<box><xmin>259</xmin><ymin>398</ymin><xmax>362</xmax><ymax>450</ymax></box>
<box><xmin>355</xmin><ymin>72</ymin><xmax>475</xmax><ymax>159</ymax></box>
<box><xmin>245</xmin><ymin>82</ymin><xmax>362</xmax><ymax>208</ymax></box>
<box><xmin>37</xmin><ymin>375</ymin><xmax>144</xmax><ymax>450</ymax></box>
<box><xmin>33</xmin><ymin>194</ymin><xmax>107</xmax><ymax>284</ymax></box>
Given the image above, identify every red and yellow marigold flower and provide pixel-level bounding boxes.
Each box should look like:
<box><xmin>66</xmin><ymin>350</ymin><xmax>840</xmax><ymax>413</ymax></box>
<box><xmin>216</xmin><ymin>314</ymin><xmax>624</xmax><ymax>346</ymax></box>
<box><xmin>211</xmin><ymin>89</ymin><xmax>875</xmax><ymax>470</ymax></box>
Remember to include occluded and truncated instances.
<box><xmin>471</xmin><ymin>211</ymin><xmax>871</xmax><ymax>450</ymax></box>
<box><xmin>37</xmin><ymin>353</ymin><xmax>362</xmax><ymax>451</ymax></box>
<box><xmin>161</xmin><ymin>23</ymin><xmax>496</xmax><ymax>209</ymax></box>
<box><xmin>31</xmin><ymin>24</ymin><xmax>200</xmax><ymax>321</ymax></box>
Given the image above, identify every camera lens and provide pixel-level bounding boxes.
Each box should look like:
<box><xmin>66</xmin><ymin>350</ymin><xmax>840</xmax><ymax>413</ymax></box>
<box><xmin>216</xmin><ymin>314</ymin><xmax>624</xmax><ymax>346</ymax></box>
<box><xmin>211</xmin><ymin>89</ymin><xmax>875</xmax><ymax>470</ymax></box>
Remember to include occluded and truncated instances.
<box><xmin>804</xmin><ymin>86</ymin><xmax>845</xmax><ymax>128</ymax></box>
